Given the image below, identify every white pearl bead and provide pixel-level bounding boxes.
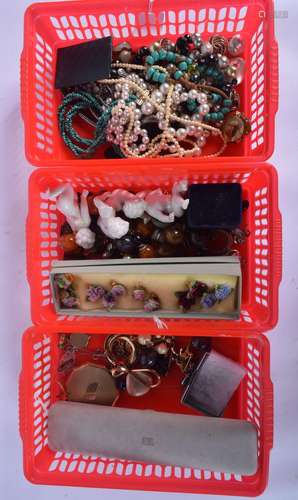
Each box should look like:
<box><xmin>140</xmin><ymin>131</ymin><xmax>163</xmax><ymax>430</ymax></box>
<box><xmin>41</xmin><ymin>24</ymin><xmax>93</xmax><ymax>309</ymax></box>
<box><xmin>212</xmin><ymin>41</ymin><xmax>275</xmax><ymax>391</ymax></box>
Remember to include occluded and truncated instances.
<box><xmin>168</xmin><ymin>127</ymin><xmax>176</xmax><ymax>136</ymax></box>
<box><xmin>141</xmin><ymin>101</ymin><xmax>155</xmax><ymax>115</ymax></box>
<box><xmin>188</xmin><ymin>89</ymin><xmax>198</xmax><ymax>100</ymax></box>
<box><xmin>172</xmin><ymin>91</ymin><xmax>181</xmax><ymax>104</ymax></box>
<box><xmin>138</xmin><ymin>335</ymin><xmax>152</xmax><ymax>346</ymax></box>
<box><xmin>176</xmin><ymin>128</ymin><xmax>187</xmax><ymax>139</ymax></box>
<box><xmin>156</xmin><ymin>111</ymin><xmax>164</xmax><ymax>120</ymax></box>
<box><xmin>200</xmin><ymin>42</ymin><xmax>213</xmax><ymax>55</ymax></box>
<box><xmin>192</xmin><ymin>113</ymin><xmax>202</xmax><ymax>121</ymax></box>
<box><xmin>193</xmin><ymin>147</ymin><xmax>202</xmax><ymax>157</ymax></box>
<box><xmin>218</xmin><ymin>55</ymin><xmax>229</xmax><ymax>69</ymax></box>
<box><xmin>139</xmin><ymin>144</ymin><xmax>147</xmax><ymax>152</ymax></box>
<box><xmin>152</xmin><ymin>90</ymin><xmax>164</xmax><ymax>103</ymax></box>
<box><xmin>158</xmin><ymin>120</ymin><xmax>167</xmax><ymax>130</ymax></box>
<box><xmin>169</xmin><ymin>144</ymin><xmax>177</xmax><ymax>153</ymax></box>
<box><xmin>187</xmin><ymin>125</ymin><xmax>197</xmax><ymax>136</ymax></box>
<box><xmin>134</xmin><ymin>109</ymin><xmax>142</xmax><ymax>119</ymax></box>
<box><xmin>198</xmin><ymin>92</ymin><xmax>208</xmax><ymax>104</ymax></box>
<box><xmin>160</xmin><ymin>82</ymin><xmax>170</xmax><ymax>95</ymax></box>
<box><xmin>179</xmin><ymin>92</ymin><xmax>189</xmax><ymax>102</ymax></box>
<box><xmin>199</xmin><ymin>103</ymin><xmax>210</xmax><ymax>115</ymax></box>
<box><xmin>142</xmin><ymin>136</ymin><xmax>150</xmax><ymax>144</ymax></box>
<box><xmin>174</xmin><ymin>83</ymin><xmax>183</xmax><ymax>92</ymax></box>
<box><xmin>197</xmin><ymin>135</ymin><xmax>206</xmax><ymax>147</ymax></box>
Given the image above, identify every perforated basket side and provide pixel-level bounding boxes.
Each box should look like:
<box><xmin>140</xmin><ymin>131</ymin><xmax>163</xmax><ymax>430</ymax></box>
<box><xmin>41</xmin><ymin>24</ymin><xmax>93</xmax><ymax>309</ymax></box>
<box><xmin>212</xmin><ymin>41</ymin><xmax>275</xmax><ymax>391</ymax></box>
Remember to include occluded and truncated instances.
<box><xmin>21</xmin><ymin>0</ymin><xmax>278</xmax><ymax>165</ymax></box>
<box><xmin>26</xmin><ymin>162</ymin><xmax>281</xmax><ymax>332</ymax></box>
<box><xmin>20</xmin><ymin>325</ymin><xmax>272</xmax><ymax>495</ymax></box>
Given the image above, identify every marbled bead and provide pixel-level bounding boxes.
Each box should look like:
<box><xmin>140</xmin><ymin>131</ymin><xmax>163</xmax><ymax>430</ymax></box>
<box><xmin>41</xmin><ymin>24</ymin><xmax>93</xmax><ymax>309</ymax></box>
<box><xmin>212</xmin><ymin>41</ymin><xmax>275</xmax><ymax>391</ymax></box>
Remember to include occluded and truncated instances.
<box><xmin>167</xmin><ymin>51</ymin><xmax>176</xmax><ymax>62</ymax></box>
<box><xmin>178</xmin><ymin>61</ymin><xmax>188</xmax><ymax>71</ymax></box>
<box><xmin>159</xmin><ymin>49</ymin><xmax>167</xmax><ymax>60</ymax></box>
<box><xmin>173</xmin><ymin>70</ymin><xmax>183</xmax><ymax>80</ymax></box>
<box><xmin>158</xmin><ymin>72</ymin><xmax>166</xmax><ymax>83</ymax></box>
<box><xmin>147</xmin><ymin>67</ymin><xmax>155</xmax><ymax>79</ymax></box>
<box><xmin>146</xmin><ymin>55</ymin><xmax>154</xmax><ymax>65</ymax></box>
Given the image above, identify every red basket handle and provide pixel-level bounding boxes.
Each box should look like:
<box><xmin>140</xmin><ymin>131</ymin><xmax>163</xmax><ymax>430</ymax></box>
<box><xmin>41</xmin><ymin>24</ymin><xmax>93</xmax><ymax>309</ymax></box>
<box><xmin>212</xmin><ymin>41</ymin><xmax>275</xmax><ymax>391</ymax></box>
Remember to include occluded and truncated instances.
<box><xmin>20</xmin><ymin>51</ymin><xmax>27</xmax><ymax>121</ymax></box>
<box><xmin>273</xmin><ymin>209</ymin><xmax>282</xmax><ymax>285</ymax></box>
<box><xmin>19</xmin><ymin>372</ymin><xmax>26</xmax><ymax>441</ymax></box>
<box><xmin>270</xmin><ymin>40</ymin><xmax>279</xmax><ymax>116</ymax></box>
<box><xmin>263</xmin><ymin>379</ymin><xmax>274</xmax><ymax>449</ymax></box>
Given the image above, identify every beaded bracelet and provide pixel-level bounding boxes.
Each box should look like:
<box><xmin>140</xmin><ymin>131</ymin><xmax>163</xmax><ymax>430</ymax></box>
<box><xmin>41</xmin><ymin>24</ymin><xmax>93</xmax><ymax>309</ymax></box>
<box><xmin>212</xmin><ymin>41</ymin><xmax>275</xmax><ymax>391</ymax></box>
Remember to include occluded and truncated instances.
<box><xmin>58</xmin><ymin>91</ymin><xmax>111</xmax><ymax>157</ymax></box>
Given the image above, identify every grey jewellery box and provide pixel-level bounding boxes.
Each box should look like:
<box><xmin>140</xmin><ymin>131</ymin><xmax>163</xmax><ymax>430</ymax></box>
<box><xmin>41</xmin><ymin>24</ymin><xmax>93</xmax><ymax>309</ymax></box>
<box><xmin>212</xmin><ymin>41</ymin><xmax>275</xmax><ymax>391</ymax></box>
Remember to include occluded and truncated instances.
<box><xmin>48</xmin><ymin>401</ymin><xmax>258</xmax><ymax>476</ymax></box>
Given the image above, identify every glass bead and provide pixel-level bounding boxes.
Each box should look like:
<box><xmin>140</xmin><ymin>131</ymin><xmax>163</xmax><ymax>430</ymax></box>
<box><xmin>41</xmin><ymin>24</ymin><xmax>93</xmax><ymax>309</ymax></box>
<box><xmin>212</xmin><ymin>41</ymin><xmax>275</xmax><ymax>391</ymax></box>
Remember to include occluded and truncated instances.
<box><xmin>223</xmin><ymin>99</ymin><xmax>233</xmax><ymax>107</ymax></box>
<box><xmin>158</xmin><ymin>72</ymin><xmax>166</xmax><ymax>83</ymax></box>
<box><xmin>138</xmin><ymin>244</ymin><xmax>156</xmax><ymax>259</ymax></box>
<box><xmin>164</xmin><ymin>224</ymin><xmax>184</xmax><ymax>246</ymax></box>
<box><xmin>146</xmin><ymin>55</ymin><xmax>154</xmax><ymax>65</ymax></box>
<box><xmin>147</xmin><ymin>67</ymin><xmax>155</xmax><ymax>79</ymax></box>
<box><xmin>101</xmin><ymin>241</ymin><xmax>119</xmax><ymax>259</ymax></box>
<box><xmin>190</xmin><ymin>74</ymin><xmax>200</xmax><ymax>84</ymax></box>
<box><xmin>152</xmin><ymin>50</ymin><xmax>160</xmax><ymax>62</ymax></box>
<box><xmin>174</xmin><ymin>70</ymin><xmax>183</xmax><ymax>80</ymax></box>
<box><xmin>159</xmin><ymin>49</ymin><xmax>167</xmax><ymax>60</ymax></box>
<box><xmin>59</xmin><ymin>233</ymin><xmax>80</xmax><ymax>254</ymax></box>
<box><xmin>157</xmin><ymin>243</ymin><xmax>176</xmax><ymax>257</ymax></box>
<box><xmin>134</xmin><ymin>220</ymin><xmax>154</xmax><ymax>238</ymax></box>
<box><xmin>191</xmin><ymin>229</ymin><xmax>234</xmax><ymax>256</ymax></box>
<box><xmin>179</xmin><ymin>61</ymin><xmax>188</xmax><ymax>71</ymax></box>
<box><xmin>153</xmin><ymin>71</ymin><xmax>160</xmax><ymax>82</ymax></box>
<box><xmin>115</xmin><ymin>234</ymin><xmax>138</xmax><ymax>255</ymax></box>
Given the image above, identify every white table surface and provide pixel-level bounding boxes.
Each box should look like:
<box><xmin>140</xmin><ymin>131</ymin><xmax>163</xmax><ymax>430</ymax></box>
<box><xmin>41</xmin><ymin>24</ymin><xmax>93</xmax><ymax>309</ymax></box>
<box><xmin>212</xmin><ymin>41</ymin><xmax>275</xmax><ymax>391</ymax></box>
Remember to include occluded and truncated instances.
<box><xmin>0</xmin><ymin>0</ymin><xmax>297</xmax><ymax>499</ymax></box>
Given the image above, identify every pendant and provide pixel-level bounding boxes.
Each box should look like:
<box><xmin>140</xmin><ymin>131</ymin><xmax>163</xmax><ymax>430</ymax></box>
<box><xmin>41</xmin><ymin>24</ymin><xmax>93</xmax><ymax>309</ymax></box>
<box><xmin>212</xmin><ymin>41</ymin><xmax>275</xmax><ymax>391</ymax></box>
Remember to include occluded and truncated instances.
<box><xmin>66</xmin><ymin>363</ymin><xmax>119</xmax><ymax>406</ymax></box>
<box><xmin>126</xmin><ymin>371</ymin><xmax>153</xmax><ymax>397</ymax></box>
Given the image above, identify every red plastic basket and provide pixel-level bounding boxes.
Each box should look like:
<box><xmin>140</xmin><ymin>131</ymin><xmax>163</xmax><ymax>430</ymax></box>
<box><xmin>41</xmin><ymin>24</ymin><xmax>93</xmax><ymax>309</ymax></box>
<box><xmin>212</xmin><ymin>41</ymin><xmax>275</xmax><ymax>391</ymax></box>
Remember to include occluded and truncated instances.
<box><xmin>21</xmin><ymin>0</ymin><xmax>278</xmax><ymax>166</ymax></box>
<box><xmin>19</xmin><ymin>324</ymin><xmax>273</xmax><ymax>496</ymax></box>
<box><xmin>26</xmin><ymin>161</ymin><xmax>282</xmax><ymax>332</ymax></box>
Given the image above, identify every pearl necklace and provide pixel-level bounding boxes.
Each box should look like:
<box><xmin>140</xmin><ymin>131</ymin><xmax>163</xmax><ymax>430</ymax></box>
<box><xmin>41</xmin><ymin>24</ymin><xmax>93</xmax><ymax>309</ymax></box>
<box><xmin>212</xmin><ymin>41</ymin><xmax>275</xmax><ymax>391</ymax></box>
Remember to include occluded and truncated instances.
<box><xmin>99</xmin><ymin>69</ymin><xmax>227</xmax><ymax>158</ymax></box>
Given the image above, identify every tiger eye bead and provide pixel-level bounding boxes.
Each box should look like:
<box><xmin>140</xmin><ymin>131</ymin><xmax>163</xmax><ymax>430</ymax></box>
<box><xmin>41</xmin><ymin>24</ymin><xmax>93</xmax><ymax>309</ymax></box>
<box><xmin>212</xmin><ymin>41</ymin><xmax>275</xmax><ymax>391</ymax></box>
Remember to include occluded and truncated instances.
<box><xmin>164</xmin><ymin>224</ymin><xmax>184</xmax><ymax>246</ymax></box>
<box><xmin>134</xmin><ymin>220</ymin><xmax>155</xmax><ymax>239</ymax></box>
<box><xmin>157</xmin><ymin>243</ymin><xmax>176</xmax><ymax>257</ymax></box>
<box><xmin>138</xmin><ymin>244</ymin><xmax>156</xmax><ymax>259</ymax></box>
<box><xmin>59</xmin><ymin>233</ymin><xmax>80</xmax><ymax>253</ymax></box>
